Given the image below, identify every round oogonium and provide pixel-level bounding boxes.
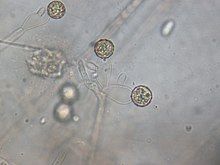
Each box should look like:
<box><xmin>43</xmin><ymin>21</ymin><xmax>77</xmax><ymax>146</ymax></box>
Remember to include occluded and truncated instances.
<box><xmin>47</xmin><ymin>1</ymin><xmax>66</xmax><ymax>19</ymax></box>
<box><xmin>94</xmin><ymin>39</ymin><xmax>114</xmax><ymax>60</ymax></box>
<box><xmin>131</xmin><ymin>85</ymin><xmax>152</xmax><ymax>107</ymax></box>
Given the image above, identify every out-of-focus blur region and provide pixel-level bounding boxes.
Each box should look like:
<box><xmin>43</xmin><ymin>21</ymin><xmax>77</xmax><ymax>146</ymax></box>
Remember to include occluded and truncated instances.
<box><xmin>0</xmin><ymin>0</ymin><xmax>220</xmax><ymax>164</ymax></box>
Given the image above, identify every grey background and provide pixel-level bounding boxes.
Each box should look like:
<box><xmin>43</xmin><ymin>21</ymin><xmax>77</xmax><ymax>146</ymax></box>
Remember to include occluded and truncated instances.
<box><xmin>0</xmin><ymin>0</ymin><xmax>220</xmax><ymax>164</ymax></box>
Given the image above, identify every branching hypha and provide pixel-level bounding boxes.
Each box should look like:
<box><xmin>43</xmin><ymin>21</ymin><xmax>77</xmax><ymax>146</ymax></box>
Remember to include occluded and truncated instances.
<box><xmin>0</xmin><ymin>40</ymin><xmax>66</xmax><ymax>78</ymax></box>
<box><xmin>0</xmin><ymin>7</ymin><xmax>50</xmax><ymax>52</ymax></box>
<box><xmin>72</xmin><ymin>58</ymin><xmax>132</xmax><ymax>105</ymax></box>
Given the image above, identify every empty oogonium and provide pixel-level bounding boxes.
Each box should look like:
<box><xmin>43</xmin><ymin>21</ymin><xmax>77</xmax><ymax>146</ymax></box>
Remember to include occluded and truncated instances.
<box><xmin>0</xmin><ymin>39</ymin><xmax>66</xmax><ymax>79</ymax></box>
<box><xmin>26</xmin><ymin>48</ymin><xmax>66</xmax><ymax>78</ymax></box>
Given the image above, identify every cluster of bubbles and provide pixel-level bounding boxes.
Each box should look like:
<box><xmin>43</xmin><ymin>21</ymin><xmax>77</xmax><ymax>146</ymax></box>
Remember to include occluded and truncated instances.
<box><xmin>54</xmin><ymin>82</ymin><xmax>80</xmax><ymax>123</ymax></box>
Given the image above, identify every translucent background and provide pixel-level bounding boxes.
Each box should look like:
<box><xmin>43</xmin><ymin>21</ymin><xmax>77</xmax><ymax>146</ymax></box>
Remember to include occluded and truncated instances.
<box><xmin>0</xmin><ymin>0</ymin><xmax>220</xmax><ymax>164</ymax></box>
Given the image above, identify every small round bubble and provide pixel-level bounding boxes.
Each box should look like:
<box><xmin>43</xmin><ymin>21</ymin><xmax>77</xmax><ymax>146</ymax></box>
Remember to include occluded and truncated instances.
<box><xmin>40</xmin><ymin>117</ymin><xmax>46</xmax><ymax>125</ymax></box>
<box><xmin>73</xmin><ymin>115</ymin><xmax>80</xmax><ymax>122</ymax></box>
<box><xmin>161</xmin><ymin>19</ymin><xmax>175</xmax><ymax>37</ymax></box>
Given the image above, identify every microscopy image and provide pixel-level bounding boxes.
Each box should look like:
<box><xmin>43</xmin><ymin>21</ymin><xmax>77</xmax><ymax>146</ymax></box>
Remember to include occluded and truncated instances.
<box><xmin>47</xmin><ymin>1</ymin><xmax>66</xmax><ymax>19</ymax></box>
<box><xmin>131</xmin><ymin>85</ymin><xmax>152</xmax><ymax>107</ymax></box>
<box><xmin>94</xmin><ymin>39</ymin><xmax>114</xmax><ymax>60</ymax></box>
<box><xmin>26</xmin><ymin>48</ymin><xmax>66</xmax><ymax>78</ymax></box>
<box><xmin>0</xmin><ymin>0</ymin><xmax>220</xmax><ymax>165</ymax></box>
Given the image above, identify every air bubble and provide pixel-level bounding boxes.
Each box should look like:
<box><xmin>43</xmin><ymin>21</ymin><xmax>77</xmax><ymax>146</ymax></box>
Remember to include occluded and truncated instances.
<box><xmin>73</xmin><ymin>115</ymin><xmax>80</xmax><ymax>122</ymax></box>
<box><xmin>53</xmin><ymin>103</ymin><xmax>73</xmax><ymax>122</ymax></box>
<box><xmin>40</xmin><ymin>117</ymin><xmax>46</xmax><ymax>125</ymax></box>
<box><xmin>161</xmin><ymin>19</ymin><xmax>175</xmax><ymax>37</ymax></box>
<box><xmin>154</xmin><ymin>105</ymin><xmax>158</xmax><ymax>109</ymax></box>
<box><xmin>185</xmin><ymin>125</ymin><xmax>192</xmax><ymax>133</ymax></box>
<box><xmin>146</xmin><ymin>138</ymin><xmax>152</xmax><ymax>143</ymax></box>
<box><xmin>91</xmin><ymin>72</ymin><xmax>98</xmax><ymax>79</ymax></box>
<box><xmin>59</xmin><ymin>82</ymin><xmax>79</xmax><ymax>104</ymax></box>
